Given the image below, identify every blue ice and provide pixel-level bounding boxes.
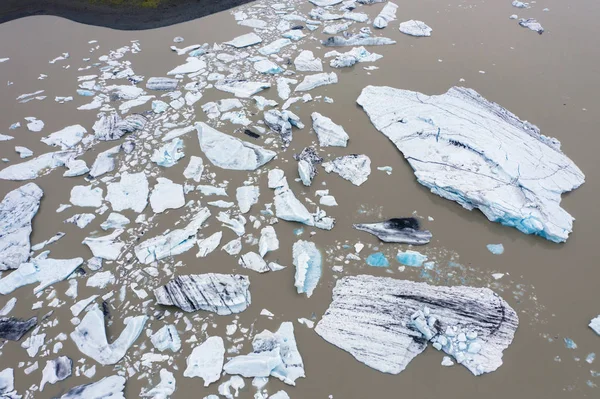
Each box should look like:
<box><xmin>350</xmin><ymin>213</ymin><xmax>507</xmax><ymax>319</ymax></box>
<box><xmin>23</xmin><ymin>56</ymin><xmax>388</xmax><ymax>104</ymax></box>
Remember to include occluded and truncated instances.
<box><xmin>486</xmin><ymin>244</ymin><xmax>504</xmax><ymax>255</ymax></box>
<box><xmin>366</xmin><ymin>252</ymin><xmax>389</xmax><ymax>267</ymax></box>
<box><xmin>396</xmin><ymin>250</ymin><xmax>427</xmax><ymax>267</ymax></box>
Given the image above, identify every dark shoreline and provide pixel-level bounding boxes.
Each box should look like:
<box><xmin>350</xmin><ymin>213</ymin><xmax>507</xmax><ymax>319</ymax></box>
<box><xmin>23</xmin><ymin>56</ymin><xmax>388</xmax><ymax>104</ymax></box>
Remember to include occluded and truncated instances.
<box><xmin>0</xmin><ymin>0</ymin><xmax>255</xmax><ymax>30</ymax></box>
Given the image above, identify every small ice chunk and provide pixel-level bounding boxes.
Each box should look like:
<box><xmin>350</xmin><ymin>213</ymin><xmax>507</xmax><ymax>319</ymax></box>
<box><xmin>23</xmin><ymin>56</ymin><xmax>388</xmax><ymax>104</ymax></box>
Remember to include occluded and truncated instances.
<box><xmin>441</xmin><ymin>356</ymin><xmax>454</xmax><ymax>366</ymax></box>
<box><xmin>564</xmin><ymin>338</ymin><xmax>577</xmax><ymax>349</ymax></box>
<box><xmin>0</xmin><ymin>368</ymin><xmax>20</xmax><ymax>398</ymax></box>
<box><xmin>150</xmin><ymin>178</ymin><xmax>185</xmax><ymax>213</ymax></box>
<box><xmin>222</xmin><ymin>238</ymin><xmax>242</xmax><ymax>256</ymax></box>
<box><xmin>259</xmin><ymin>39</ymin><xmax>292</xmax><ymax>55</ymax></box>
<box><xmin>519</xmin><ymin>18</ymin><xmax>544</xmax><ymax>34</ymax></box>
<box><xmin>82</xmin><ymin>229</ymin><xmax>124</xmax><ymax>261</ymax></box>
<box><xmin>399</xmin><ymin>20</ymin><xmax>432</xmax><ymax>37</ymax></box>
<box><xmin>56</xmin><ymin>375</ymin><xmax>125</xmax><ymax>399</ymax></box>
<box><xmin>100</xmin><ymin>213</ymin><xmax>129</xmax><ymax>230</ymax></box>
<box><xmin>151</xmin><ymin>138</ymin><xmax>184</xmax><ymax>167</ymax></box>
<box><xmin>366</xmin><ymin>252</ymin><xmax>389</xmax><ymax>267</ymax></box>
<box><xmin>70</xmin><ymin>185</ymin><xmax>103</xmax><ymax>208</ymax></box>
<box><xmin>294</xmin><ymin>50</ymin><xmax>323</xmax><ymax>72</ymax></box>
<box><xmin>25</xmin><ymin>117</ymin><xmax>44</xmax><ymax>132</ymax></box>
<box><xmin>259</xmin><ymin>226</ymin><xmax>279</xmax><ymax>257</ymax></box>
<box><xmin>239</xmin><ymin>252</ymin><xmax>269</xmax><ymax>273</ymax></box>
<box><xmin>147</xmin><ymin>77</ymin><xmax>178</xmax><ymax>91</ymax></box>
<box><xmin>15</xmin><ymin>146</ymin><xmax>33</xmax><ymax>158</ymax></box>
<box><xmin>254</xmin><ymin>59</ymin><xmax>283</xmax><ymax>74</ymax></box>
<box><xmin>183</xmin><ymin>156</ymin><xmax>204</xmax><ymax>182</ymax></box>
<box><xmin>0</xmin><ymin>317</ymin><xmax>36</xmax><ymax>341</ymax></box>
<box><xmin>353</xmin><ymin>218</ymin><xmax>432</xmax><ymax>245</ymax></box>
<box><xmin>320</xmin><ymin>195</ymin><xmax>338</xmax><ymax>206</ymax></box>
<box><xmin>214</xmin><ymin>80</ymin><xmax>271</xmax><ymax>98</ymax></box>
<box><xmin>590</xmin><ymin>315</ymin><xmax>600</xmax><ymax>335</ymax></box>
<box><xmin>486</xmin><ymin>244</ymin><xmax>504</xmax><ymax>255</ymax></box>
<box><xmin>293</xmin><ymin>240</ymin><xmax>322</xmax><ymax>297</ymax></box>
<box><xmin>0</xmin><ymin>151</ymin><xmax>76</xmax><ymax>181</ymax></box>
<box><xmin>141</xmin><ymin>369</ymin><xmax>176</xmax><ymax>399</ymax></box>
<box><xmin>396</xmin><ymin>250</ymin><xmax>427</xmax><ymax>267</ymax></box>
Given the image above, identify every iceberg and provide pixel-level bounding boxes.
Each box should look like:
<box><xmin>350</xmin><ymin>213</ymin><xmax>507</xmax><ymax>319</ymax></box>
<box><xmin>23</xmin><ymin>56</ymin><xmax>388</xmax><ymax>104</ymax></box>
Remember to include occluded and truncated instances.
<box><xmin>396</xmin><ymin>250</ymin><xmax>427</xmax><ymax>267</ymax></box>
<box><xmin>82</xmin><ymin>230</ymin><xmax>124</xmax><ymax>261</ymax></box>
<box><xmin>353</xmin><ymin>218</ymin><xmax>432</xmax><ymax>244</ymax></box>
<box><xmin>0</xmin><ymin>183</ymin><xmax>43</xmax><ymax>270</ymax></box>
<box><xmin>151</xmin><ymin>325</ymin><xmax>181</xmax><ymax>352</ymax></box>
<box><xmin>70</xmin><ymin>304</ymin><xmax>147</xmax><ymax>365</ymax></box>
<box><xmin>309</xmin><ymin>8</ymin><xmax>343</xmax><ymax>21</ymax></box>
<box><xmin>154</xmin><ymin>273</ymin><xmax>251</xmax><ymax>315</ymax></box>
<box><xmin>311</xmin><ymin>112</ymin><xmax>349</xmax><ymax>147</ymax></box>
<box><xmin>224</xmin><ymin>322</ymin><xmax>304</xmax><ymax>385</ymax></box>
<box><xmin>93</xmin><ymin>113</ymin><xmax>146</xmax><ymax>141</ymax></box>
<box><xmin>399</xmin><ymin>20</ymin><xmax>432</xmax><ymax>37</ymax></box>
<box><xmin>218</xmin><ymin>376</ymin><xmax>244</xmax><ymax>399</ymax></box>
<box><xmin>294</xmin><ymin>72</ymin><xmax>338</xmax><ymax>92</ymax></box>
<box><xmin>150</xmin><ymin>178</ymin><xmax>185</xmax><ymax>213</ymax></box>
<box><xmin>89</xmin><ymin>145</ymin><xmax>120</xmax><ymax>178</ymax></box>
<box><xmin>0</xmin><ymin>256</ymin><xmax>83</xmax><ymax>295</ymax></box>
<box><xmin>217</xmin><ymin>212</ymin><xmax>246</xmax><ymax>236</ymax></box>
<box><xmin>294</xmin><ymin>50</ymin><xmax>323</xmax><ymax>72</ymax></box>
<box><xmin>293</xmin><ymin>240</ymin><xmax>322</xmax><ymax>297</ymax></box>
<box><xmin>236</xmin><ymin>186</ymin><xmax>259</xmax><ymax>214</ymax></box>
<box><xmin>327</xmin><ymin>46</ymin><xmax>383</xmax><ymax>68</ymax></box>
<box><xmin>366</xmin><ymin>252</ymin><xmax>389</xmax><ymax>267</ymax></box>
<box><xmin>0</xmin><ymin>368</ymin><xmax>20</xmax><ymax>398</ymax></box>
<box><xmin>259</xmin><ymin>226</ymin><xmax>279</xmax><ymax>257</ymax></box>
<box><xmin>15</xmin><ymin>146</ymin><xmax>33</xmax><ymax>159</ymax></box>
<box><xmin>183</xmin><ymin>156</ymin><xmax>204</xmax><ymax>182</ymax></box>
<box><xmin>100</xmin><ymin>212</ymin><xmax>129</xmax><ymax>230</ymax></box>
<box><xmin>323</xmin><ymin>154</ymin><xmax>371</xmax><ymax>186</ymax></box>
<box><xmin>222</xmin><ymin>238</ymin><xmax>242</xmax><ymax>256</ymax></box>
<box><xmin>373</xmin><ymin>2</ymin><xmax>397</xmax><ymax>28</ymax></box>
<box><xmin>239</xmin><ymin>252</ymin><xmax>269</xmax><ymax>273</ymax></box>
<box><xmin>134</xmin><ymin>208</ymin><xmax>210</xmax><ymax>264</ymax></box>
<box><xmin>214</xmin><ymin>80</ymin><xmax>271</xmax><ymax>98</ymax></box>
<box><xmin>589</xmin><ymin>316</ymin><xmax>600</xmax><ymax>336</ymax></box>
<box><xmin>254</xmin><ymin>59</ymin><xmax>283</xmax><ymax>74</ymax></box>
<box><xmin>224</xmin><ymin>33</ymin><xmax>263</xmax><ymax>48</ymax></box>
<box><xmin>357</xmin><ymin>85</ymin><xmax>585</xmax><ymax>242</ymax></box>
<box><xmin>258</xmin><ymin>39</ymin><xmax>292</xmax><ymax>55</ymax></box>
<box><xmin>264</xmin><ymin>109</ymin><xmax>304</xmax><ymax>147</ymax></box>
<box><xmin>294</xmin><ymin>147</ymin><xmax>322</xmax><ymax>186</ymax></box>
<box><xmin>196</xmin><ymin>122</ymin><xmax>276</xmax><ymax>170</ymax></box>
<box><xmin>323</xmin><ymin>33</ymin><xmax>396</xmax><ymax>47</ymax></box>
<box><xmin>519</xmin><ymin>18</ymin><xmax>544</xmax><ymax>34</ymax></box>
<box><xmin>276</xmin><ymin>77</ymin><xmax>297</xmax><ymax>100</ymax></box>
<box><xmin>63</xmin><ymin>159</ymin><xmax>89</xmax><ymax>177</ymax></box>
<box><xmin>41</xmin><ymin>125</ymin><xmax>87</xmax><ymax>150</ymax></box>
<box><xmin>273</xmin><ymin>181</ymin><xmax>313</xmax><ymax>225</ymax></box>
<box><xmin>70</xmin><ymin>185</ymin><xmax>103</xmax><ymax>208</ymax></box>
<box><xmin>106</xmin><ymin>172</ymin><xmax>149</xmax><ymax>213</ymax></box>
<box><xmin>40</xmin><ymin>356</ymin><xmax>72</xmax><ymax>391</ymax></box>
<box><xmin>0</xmin><ymin>150</ymin><xmax>76</xmax><ymax>181</ymax></box>
<box><xmin>146</xmin><ymin>77</ymin><xmax>178</xmax><ymax>91</ymax></box>
<box><xmin>57</xmin><ymin>375</ymin><xmax>125</xmax><ymax>399</ymax></box>
<box><xmin>196</xmin><ymin>231</ymin><xmax>222</xmax><ymax>257</ymax></box>
<box><xmin>0</xmin><ymin>317</ymin><xmax>37</xmax><ymax>341</ymax></box>
<box><xmin>167</xmin><ymin>57</ymin><xmax>206</xmax><ymax>75</ymax></box>
<box><xmin>323</xmin><ymin>22</ymin><xmax>351</xmax><ymax>35</ymax></box>
<box><xmin>486</xmin><ymin>244</ymin><xmax>504</xmax><ymax>255</ymax></box>
<box><xmin>315</xmin><ymin>275</ymin><xmax>519</xmax><ymax>375</ymax></box>
<box><xmin>184</xmin><ymin>336</ymin><xmax>225</xmax><ymax>386</ymax></box>
<box><xmin>141</xmin><ymin>369</ymin><xmax>176</xmax><ymax>399</ymax></box>
<box><xmin>151</xmin><ymin>138</ymin><xmax>184</xmax><ymax>167</ymax></box>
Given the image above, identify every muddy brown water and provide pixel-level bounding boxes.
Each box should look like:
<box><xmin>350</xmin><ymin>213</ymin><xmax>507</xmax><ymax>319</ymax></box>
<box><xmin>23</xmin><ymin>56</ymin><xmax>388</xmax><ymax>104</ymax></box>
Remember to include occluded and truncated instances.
<box><xmin>0</xmin><ymin>0</ymin><xmax>599</xmax><ymax>397</ymax></box>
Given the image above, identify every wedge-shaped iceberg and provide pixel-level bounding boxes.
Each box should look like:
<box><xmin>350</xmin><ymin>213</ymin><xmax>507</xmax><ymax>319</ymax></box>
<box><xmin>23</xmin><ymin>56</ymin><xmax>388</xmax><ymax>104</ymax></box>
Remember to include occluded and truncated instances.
<box><xmin>106</xmin><ymin>172</ymin><xmax>149</xmax><ymax>213</ymax></box>
<box><xmin>225</xmin><ymin>33</ymin><xmax>262</xmax><ymax>48</ymax></box>
<box><xmin>134</xmin><ymin>208</ymin><xmax>210</xmax><ymax>264</ymax></box>
<box><xmin>196</xmin><ymin>123</ymin><xmax>276</xmax><ymax>170</ymax></box>
<box><xmin>0</xmin><ymin>150</ymin><xmax>76</xmax><ymax>181</ymax></box>
<box><xmin>82</xmin><ymin>229</ymin><xmax>124</xmax><ymax>261</ymax></box>
<box><xmin>70</xmin><ymin>304</ymin><xmax>147</xmax><ymax>365</ymax></box>
<box><xmin>224</xmin><ymin>322</ymin><xmax>304</xmax><ymax>385</ymax></box>
<box><xmin>0</xmin><ymin>183</ymin><xmax>42</xmax><ymax>270</ymax></box>
<box><xmin>0</xmin><ymin>256</ymin><xmax>83</xmax><ymax>295</ymax></box>
<box><xmin>353</xmin><ymin>217</ymin><xmax>432</xmax><ymax>244</ymax></box>
<box><xmin>184</xmin><ymin>336</ymin><xmax>225</xmax><ymax>386</ymax></box>
<box><xmin>399</xmin><ymin>20</ymin><xmax>432</xmax><ymax>37</ymax></box>
<box><xmin>154</xmin><ymin>273</ymin><xmax>251</xmax><ymax>315</ymax></box>
<box><xmin>323</xmin><ymin>154</ymin><xmax>371</xmax><ymax>186</ymax></box>
<box><xmin>311</xmin><ymin>112</ymin><xmax>349</xmax><ymax>147</ymax></box>
<box><xmin>0</xmin><ymin>316</ymin><xmax>37</xmax><ymax>341</ymax></box>
<box><xmin>315</xmin><ymin>275</ymin><xmax>519</xmax><ymax>375</ymax></box>
<box><xmin>214</xmin><ymin>80</ymin><xmax>271</xmax><ymax>98</ymax></box>
<box><xmin>295</xmin><ymin>72</ymin><xmax>338</xmax><ymax>92</ymax></box>
<box><xmin>293</xmin><ymin>240</ymin><xmax>322</xmax><ymax>297</ymax></box>
<box><xmin>357</xmin><ymin>86</ymin><xmax>585</xmax><ymax>242</ymax></box>
<box><xmin>373</xmin><ymin>2</ymin><xmax>397</xmax><ymax>28</ymax></box>
<box><xmin>57</xmin><ymin>375</ymin><xmax>125</xmax><ymax>399</ymax></box>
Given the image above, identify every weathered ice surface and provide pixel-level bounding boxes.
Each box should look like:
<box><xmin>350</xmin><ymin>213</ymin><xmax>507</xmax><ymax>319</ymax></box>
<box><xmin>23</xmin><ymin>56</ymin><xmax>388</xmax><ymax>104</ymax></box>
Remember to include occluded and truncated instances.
<box><xmin>70</xmin><ymin>304</ymin><xmax>148</xmax><ymax>365</ymax></box>
<box><xmin>294</xmin><ymin>50</ymin><xmax>323</xmax><ymax>72</ymax></box>
<box><xmin>311</xmin><ymin>112</ymin><xmax>349</xmax><ymax>147</ymax></box>
<box><xmin>41</xmin><ymin>125</ymin><xmax>87</xmax><ymax>150</ymax></box>
<box><xmin>0</xmin><ymin>256</ymin><xmax>83</xmax><ymax>294</ymax></box>
<box><xmin>151</xmin><ymin>325</ymin><xmax>181</xmax><ymax>352</ymax></box>
<box><xmin>39</xmin><ymin>356</ymin><xmax>72</xmax><ymax>391</ymax></box>
<box><xmin>57</xmin><ymin>375</ymin><xmax>126</xmax><ymax>399</ymax></box>
<box><xmin>184</xmin><ymin>336</ymin><xmax>225</xmax><ymax>386</ymax></box>
<box><xmin>315</xmin><ymin>275</ymin><xmax>519</xmax><ymax>375</ymax></box>
<box><xmin>357</xmin><ymin>85</ymin><xmax>585</xmax><ymax>242</ymax></box>
<box><xmin>224</xmin><ymin>322</ymin><xmax>305</xmax><ymax>385</ymax></box>
<box><xmin>146</xmin><ymin>77</ymin><xmax>178</xmax><ymax>91</ymax></box>
<box><xmin>327</xmin><ymin>46</ymin><xmax>382</xmax><ymax>68</ymax></box>
<box><xmin>236</xmin><ymin>186</ymin><xmax>260</xmax><ymax>214</ymax></box>
<box><xmin>141</xmin><ymin>369</ymin><xmax>176</xmax><ymax>398</ymax></box>
<box><xmin>196</xmin><ymin>123</ymin><xmax>276</xmax><ymax>170</ymax></box>
<box><xmin>293</xmin><ymin>240</ymin><xmax>322</xmax><ymax>298</ymax></box>
<box><xmin>264</xmin><ymin>109</ymin><xmax>304</xmax><ymax>147</ymax></box>
<box><xmin>154</xmin><ymin>274</ymin><xmax>251</xmax><ymax>315</ymax></box>
<box><xmin>0</xmin><ymin>368</ymin><xmax>20</xmax><ymax>398</ymax></box>
<box><xmin>323</xmin><ymin>154</ymin><xmax>371</xmax><ymax>186</ymax></box>
<box><xmin>353</xmin><ymin>218</ymin><xmax>432</xmax><ymax>245</ymax></box>
<box><xmin>0</xmin><ymin>183</ymin><xmax>43</xmax><ymax>270</ymax></box>
<box><xmin>0</xmin><ymin>316</ymin><xmax>37</xmax><ymax>341</ymax></box>
<box><xmin>399</xmin><ymin>20</ymin><xmax>432</xmax><ymax>37</ymax></box>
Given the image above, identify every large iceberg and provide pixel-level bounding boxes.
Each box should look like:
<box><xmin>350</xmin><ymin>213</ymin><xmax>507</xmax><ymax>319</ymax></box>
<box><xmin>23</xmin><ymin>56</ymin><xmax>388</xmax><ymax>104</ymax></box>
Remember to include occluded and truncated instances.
<box><xmin>357</xmin><ymin>86</ymin><xmax>585</xmax><ymax>242</ymax></box>
<box><xmin>292</xmin><ymin>240</ymin><xmax>322</xmax><ymax>297</ymax></box>
<box><xmin>353</xmin><ymin>217</ymin><xmax>432</xmax><ymax>245</ymax></box>
<box><xmin>70</xmin><ymin>304</ymin><xmax>147</xmax><ymax>365</ymax></box>
<box><xmin>154</xmin><ymin>273</ymin><xmax>251</xmax><ymax>315</ymax></box>
<box><xmin>315</xmin><ymin>275</ymin><xmax>519</xmax><ymax>375</ymax></box>
<box><xmin>0</xmin><ymin>183</ymin><xmax>43</xmax><ymax>270</ymax></box>
<box><xmin>197</xmin><ymin>123</ymin><xmax>276</xmax><ymax>170</ymax></box>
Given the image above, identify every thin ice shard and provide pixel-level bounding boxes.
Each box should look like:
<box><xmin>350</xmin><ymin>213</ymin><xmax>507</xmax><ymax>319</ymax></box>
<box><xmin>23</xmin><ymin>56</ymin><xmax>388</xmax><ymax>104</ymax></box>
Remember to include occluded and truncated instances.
<box><xmin>353</xmin><ymin>218</ymin><xmax>432</xmax><ymax>245</ymax></box>
<box><xmin>357</xmin><ymin>86</ymin><xmax>585</xmax><ymax>242</ymax></box>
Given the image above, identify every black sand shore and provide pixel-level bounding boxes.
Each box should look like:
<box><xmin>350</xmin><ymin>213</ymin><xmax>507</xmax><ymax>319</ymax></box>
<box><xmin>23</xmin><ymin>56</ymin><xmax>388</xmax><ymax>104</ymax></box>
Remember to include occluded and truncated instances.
<box><xmin>0</xmin><ymin>0</ymin><xmax>255</xmax><ymax>30</ymax></box>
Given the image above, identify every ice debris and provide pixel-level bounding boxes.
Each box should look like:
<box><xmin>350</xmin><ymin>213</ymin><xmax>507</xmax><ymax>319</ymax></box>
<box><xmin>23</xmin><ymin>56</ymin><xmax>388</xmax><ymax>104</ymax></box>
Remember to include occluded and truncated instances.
<box><xmin>326</xmin><ymin>46</ymin><xmax>382</xmax><ymax>68</ymax></box>
<box><xmin>353</xmin><ymin>217</ymin><xmax>432</xmax><ymax>244</ymax></box>
<box><xmin>311</xmin><ymin>112</ymin><xmax>349</xmax><ymax>147</ymax></box>
<box><xmin>184</xmin><ymin>336</ymin><xmax>225</xmax><ymax>386</ymax></box>
<box><xmin>295</xmin><ymin>147</ymin><xmax>323</xmax><ymax>186</ymax></box>
<box><xmin>323</xmin><ymin>154</ymin><xmax>371</xmax><ymax>186</ymax></box>
<box><xmin>293</xmin><ymin>240</ymin><xmax>322</xmax><ymax>297</ymax></box>
<box><xmin>264</xmin><ymin>109</ymin><xmax>304</xmax><ymax>147</ymax></box>
<box><xmin>323</xmin><ymin>33</ymin><xmax>396</xmax><ymax>47</ymax></box>
<box><xmin>259</xmin><ymin>226</ymin><xmax>279</xmax><ymax>257</ymax></box>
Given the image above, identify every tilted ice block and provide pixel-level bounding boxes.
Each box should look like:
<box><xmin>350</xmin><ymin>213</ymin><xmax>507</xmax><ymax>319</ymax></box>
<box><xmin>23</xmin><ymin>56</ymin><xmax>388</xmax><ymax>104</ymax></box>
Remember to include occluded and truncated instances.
<box><xmin>0</xmin><ymin>183</ymin><xmax>43</xmax><ymax>270</ymax></box>
<box><xmin>357</xmin><ymin>85</ymin><xmax>585</xmax><ymax>242</ymax></box>
<box><xmin>315</xmin><ymin>275</ymin><xmax>518</xmax><ymax>375</ymax></box>
<box><xmin>373</xmin><ymin>2</ymin><xmax>397</xmax><ymax>29</ymax></box>
<box><xmin>154</xmin><ymin>273</ymin><xmax>251</xmax><ymax>315</ymax></box>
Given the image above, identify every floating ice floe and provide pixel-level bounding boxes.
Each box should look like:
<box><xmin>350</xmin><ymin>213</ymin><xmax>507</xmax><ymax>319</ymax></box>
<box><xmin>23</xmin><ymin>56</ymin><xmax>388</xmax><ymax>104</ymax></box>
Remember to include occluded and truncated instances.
<box><xmin>294</xmin><ymin>50</ymin><xmax>323</xmax><ymax>72</ymax></box>
<box><xmin>353</xmin><ymin>217</ymin><xmax>432</xmax><ymax>244</ymax></box>
<box><xmin>106</xmin><ymin>172</ymin><xmax>149</xmax><ymax>213</ymax></box>
<box><xmin>151</xmin><ymin>325</ymin><xmax>181</xmax><ymax>352</ymax></box>
<box><xmin>519</xmin><ymin>18</ymin><xmax>544</xmax><ymax>34</ymax></box>
<box><xmin>183</xmin><ymin>156</ymin><xmax>204</xmax><ymax>182</ymax></box>
<box><xmin>150</xmin><ymin>178</ymin><xmax>185</xmax><ymax>213</ymax></box>
<box><xmin>589</xmin><ymin>316</ymin><xmax>600</xmax><ymax>335</ymax></box>
<box><xmin>294</xmin><ymin>147</ymin><xmax>322</xmax><ymax>186</ymax></box>
<box><xmin>0</xmin><ymin>183</ymin><xmax>42</xmax><ymax>270</ymax></box>
<box><xmin>31</xmin><ymin>231</ymin><xmax>64</xmax><ymax>251</ymax></box>
<box><xmin>146</xmin><ymin>77</ymin><xmax>178</xmax><ymax>91</ymax></box>
<box><xmin>0</xmin><ymin>150</ymin><xmax>76</xmax><ymax>181</ymax></box>
<box><xmin>141</xmin><ymin>369</ymin><xmax>176</xmax><ymax>398</ymax></box>
<box><xmin>214</xmin><ymin>80</ymin><xmax>271</xmax><ymax>98</ymax></box>
<box><xmin>224</xmin><ymin>322</ymin><xmax>305</xmax><ymax>385</ymax></box>
<box><xmin>218</xmin><ymin>376</ymin><xmax>244</xmax><ymax>399</ymax></box>
<box><xmin>217</xmin><ymin>212</ymin><xmax>246</xmax><ymax>236</ymax></box>
<box><xmin>357</xmin><ymin>85</ymin><xmax>585</xmax><ymax>242</ymax></box>
<box><xmin>323</xmin><ymin>22</ymin><xmax>351</xmax><ymax>35</ymax></box>
<box><xmin>315</xmin><ymin>275</ymin><xmax>519</xmax><ymax>375</ymax></box>
<box><xmin>63</xmin><ymin>159</ymin><xmax>89</xmax><ymax>177</ymax></box>
<box><xmin>167</xmin><ymin>57</ymin><xmax>206</xmax><ymax>75</ymax></box>
<box><xmin>71</xmin><ymin>304</ymin><xmax>147</xmax><ymax>365</ymax></box>
<box><xmin>486</xmin><ymin>244</ymin><xmax>504</xmax><ymax>255</ymax></box>
<box><xmin>197</xmin><ymin>122</ymin><xmax>276</xmax><ymax>170</ymax></box>
<box><xmin>196</xmin><ymin>232</ymin><xmax>223</xmax><ymax>257</ymax></box>
<box><xmin>93</xmin><ymin>113</ymin><xmax>146</xmax><ymax>141</ymax></box>
<box><xmin>323</xmin><ymin>154</ymin><xmax>371</xmax><ymax>186</ymax></box>
<box><xmin>25</xmin><ymin>117</ymin><xmax>44</xmax><ymax>132</ymax></box>
<box><xmin>0</xmin><ymin>317</ymin><xmax>37</xmax><ymax>341</ymax></box>
<box><xmin>222</xmin><ymin>238</ymin><xmax>242</xmax><ymax>256</ymax></box>
<box><xmin>326</xmin><ymin>46</ymin><xmax>382</xmax><ymax>68</ymax></box>
<box><xmin>399</xmin><ymin>20</ymin><xmax>432</xmax><ymax>37</ymax></box>
<box><xmin>323</xmin><ymin>33</ymin><xmax>396</xmax><ymax>46</ymax></box>
<box><xmin>373</xmin><ymin>2</ymin><xmax>397</xmax><ymax>28</ymax></box>
<box><xmin>259</xmin><ymin>39</ymin><xmax>292</xmax><ymax>55</ymax></box>
<box><xmin>154</xmin><ymin>273</ymin><xmax>251</xmax><ymax>315</ymax></box>
<box><xmin>236</xmin><ymin>186</ymin><xmax>260</xmax><ymax>213</ymax></box>
<box><xmin>259</xmin><ymin>226</ymin><xmax>279</xmax><ymax>257</ymax></box>
<box><xmin>70</xmin><ymin>185</ymin><xmax>103</xmax><ymax>208</ymax></box>
<box><xmin>151</xmin><ymin>138</ymin><xmax>184</xmax><ymax>167</ymax></box>
<box><xmin>57</xmin><ymin>375</ymin><xmax>126</xmax><ymax>399</ymax></box>
<box><xmin>512</xmin><ymin>1</ymin><xmax>529</xmax><ymax>8</ymax></box>
<box><xmin>283</xmin><ymin>29</ymin><xmax>306</xmax><ymax>41</ymax></box>
<box><xmin>82</xmin><ymin>229</ymin><xmax>124</xmax><ymax>261</ymax></box>
<box><xmin>0</xmin><ymin>255</ymin><xmax>83</xmax><ymax>295</ymax></box>
<box><xmin>0</xmin><ymin>134</ymin><xmax>14</xmax><ymax>141</ymax></box>
<box><xmin>311</xmin><ymin>112</ymin><xmax>349</xmax><ymax>147</ymax></box>
<box><xmin>134</xmin><ymin>208</ymin><xmax>210</xmax><ymax>264</ymax></box>
<box><xmin>224</xmin><ymin>33</ymin><xmax>263</xmax><ymax>48</ymax></box>
<box><xmin>293</xmin><ymin>240</ymin><xmax>322</xmax><ymax>297</ymax></box>
<box><xmin>184</xmin><ymin>336</ymin><xmax>225</xmax><ymax>386</ymax></box>
<box><xmin>295</xmin><ymin>72</ymin><xmax>338</xmax><ymax>92</ymax></box>
<box><xmin>239</xmin><ymin>252</ymin><xmax>271</xmax><ymax>273</ymax></box>
<box><xmin>40</xmin><ymin>356</ymin><xmax>72</xmax><ymax>391</ymax></box>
